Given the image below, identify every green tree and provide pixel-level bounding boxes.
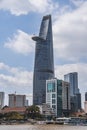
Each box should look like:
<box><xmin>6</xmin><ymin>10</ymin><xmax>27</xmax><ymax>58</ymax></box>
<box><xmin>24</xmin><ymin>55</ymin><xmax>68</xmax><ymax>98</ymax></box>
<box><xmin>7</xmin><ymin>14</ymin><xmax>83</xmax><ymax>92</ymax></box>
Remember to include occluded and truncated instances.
<box><xmin>4</xmin><ymin>112</ymin><xmax>23</xmax><ymax>120</ymax></box>
<box><xmin>26</xmin><ymin>105</ymin><xmax>40</xmax><ymax>119</ymax></box>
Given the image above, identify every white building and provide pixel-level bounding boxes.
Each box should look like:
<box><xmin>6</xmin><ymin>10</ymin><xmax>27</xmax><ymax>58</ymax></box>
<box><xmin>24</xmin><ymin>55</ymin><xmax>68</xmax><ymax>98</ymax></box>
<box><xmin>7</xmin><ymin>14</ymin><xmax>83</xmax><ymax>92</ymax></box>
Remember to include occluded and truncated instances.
<box><xmin>0</xmin><ymin>92</ymin><xmax>4</xmax><ymax>109</ymax></box>
<box><xmin>37</xmin><ymin>103</ymin><xmax>54</xmax><ymax>116</ymax></box>
<box><xmin>46</xmin><ymin>78</ymin><xmax>70</xmax><ymax>117</ymax></box>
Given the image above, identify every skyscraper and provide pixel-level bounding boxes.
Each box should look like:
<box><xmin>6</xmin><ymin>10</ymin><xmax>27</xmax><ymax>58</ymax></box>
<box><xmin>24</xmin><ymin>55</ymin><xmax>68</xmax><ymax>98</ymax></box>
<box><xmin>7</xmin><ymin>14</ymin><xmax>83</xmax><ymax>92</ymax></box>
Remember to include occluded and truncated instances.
<box><xmin>32</xmin><ymin>15</ymin><xmax>54</xmax><ymax>105</ymax></box>
<box><xmin>64</xmin><ymin>72</ymin><xmax>81</xmax><ymax>112</ymax></box>
<box><xmin>84</xmin><ymin>92</ymin><xmax>87</xmax><ymax>113</ymax></box>
<box><xmin>85</xmin><ymin>92</ymin><xmax>87</xmax><ymax>101</ymax></box>
<box><xmin>0</xmin><ymin>92</ymin><xmax>4</xmax><ymax>109</ymax></box>
<box><xmin>64</xmin><ymin>72</ymin><xmax>79</xmax><ymax>96</ymax></box>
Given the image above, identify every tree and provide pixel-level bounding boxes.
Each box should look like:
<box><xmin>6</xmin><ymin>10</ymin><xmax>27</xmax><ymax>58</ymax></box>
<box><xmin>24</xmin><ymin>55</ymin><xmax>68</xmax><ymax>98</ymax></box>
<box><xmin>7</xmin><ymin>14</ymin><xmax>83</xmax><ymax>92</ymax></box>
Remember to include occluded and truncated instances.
<box><xmin>4</xmin><ymin>112</ymin><xmax>23</xmax><ymax>120</ymax></box>
<box><xmin>26</xmin><ymin>105</ymin><xmax>40</xmax><ymax>119</ymax></box>
<box><xmin>0</xmin><ymin>113</ymin><xmax>4</xmax><ymax>119</ymax></box>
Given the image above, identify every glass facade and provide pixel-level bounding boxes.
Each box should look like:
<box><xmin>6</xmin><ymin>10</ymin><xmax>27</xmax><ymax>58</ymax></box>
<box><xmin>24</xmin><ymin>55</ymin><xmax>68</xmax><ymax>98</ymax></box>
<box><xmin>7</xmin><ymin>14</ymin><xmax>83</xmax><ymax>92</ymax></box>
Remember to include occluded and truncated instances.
<box><xmin>64</xmin><ymin>72</ymin><xmax>78</xmax><ymax>96</ymax></box>
<box><xmin>64</xmin><ymin>72</ymin><xmax>81</xmax><ymax>112</ymax></box>
<box><xmin>85</xmin><ymin>92</ymin><xmax>87</xmax><ymax>101</ymax></box>
<box><xmin>57</xmin><ymin>80</ymin><xmax>62</xmax><ymax>117</ymax></box>
<box><xmin>33</xmin><ymin>15</ymin><xmax>54</xmax><ymax>105</ymax></box>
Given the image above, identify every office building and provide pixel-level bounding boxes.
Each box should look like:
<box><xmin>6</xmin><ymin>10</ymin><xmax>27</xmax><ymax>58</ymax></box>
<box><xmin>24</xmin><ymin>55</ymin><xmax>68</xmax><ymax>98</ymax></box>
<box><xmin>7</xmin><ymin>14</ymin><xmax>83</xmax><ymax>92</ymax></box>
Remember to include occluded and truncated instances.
<box><xmin>84</xmin><ymin>101</ymin><xmax>87</xmax><ymax>114</ymax></box>
<box><xmin>0</xmin><ymin>92</ymin><xmax>4</xmax><ymax>109</ymax></box>
<box><xmin>32</xmin><ymin>15</ymin><xmax>54</xmax><ymax>105</ymax></box>
<box><xmin>84</xmin><ymin>92</ymin><xmax>87</xmax><ymax>113</ymax></box>
<box><xmin>76</xmin><ymin>93</ymin><xmax>81</xmax><ymax>110</ymax></box>
<box><xmin>85</xmin><ymin>92</ymin><xmax>87</xmax><ymax>101</ymax></box>
<box><xmin>46</xmin><ymin>78</ymin><xmax>70</xmax><ymax>117</ymax></box>
<box><xmin>64</xmin><ymin>72</ymin><xmax>79</xmax><ymax>96</ymax></box>
<box><xmin>9</xmin><ymin>94</ymin><xmax>26</xmax><ymax>107</ymax></box>
<box><xmin>25</xmin><ymin>99</ymin><xmax>28</xmax><ymax>107</ymax></box>
<box><xmin>64</xmin><ymin>72</ymin><xmax>81</xmax><ymax>112</ymax></box>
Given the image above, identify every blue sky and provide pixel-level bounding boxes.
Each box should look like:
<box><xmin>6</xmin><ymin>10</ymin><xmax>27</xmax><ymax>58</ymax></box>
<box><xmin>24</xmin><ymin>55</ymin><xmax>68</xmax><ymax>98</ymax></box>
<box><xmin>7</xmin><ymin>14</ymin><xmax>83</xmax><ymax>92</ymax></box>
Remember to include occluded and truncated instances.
<box><xmin>0</xmin><ymin>0</ymin><xmax>87</xmax><ymax>107</ymax></box>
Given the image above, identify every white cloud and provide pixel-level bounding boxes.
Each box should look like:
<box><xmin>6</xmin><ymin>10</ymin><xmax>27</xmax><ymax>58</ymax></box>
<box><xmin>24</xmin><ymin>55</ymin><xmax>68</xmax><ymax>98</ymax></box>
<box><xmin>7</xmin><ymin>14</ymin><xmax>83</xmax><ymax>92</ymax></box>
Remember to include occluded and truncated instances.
<box><xmin>53</xmin><ymin>1</ymin><xmax>87</xmax><ymax>62</ymax></box>
<box><xmin>0</xmin><ymin>62</ymin><xmax>9</xmax><ymax>70</ymax></box>
<box><xmin>55</xmin><ymin>63</ymin><xmax>87</xmax><ymax>107</ymax></box>
<box><xmin>0</xmin><ymin>62</ymin><xmax>33</xmax><ymax>105</ymax></box>
<box><xmin>0</xmin><ymin>62</ymin><xmax>33</xmax><ymax>89</ymax></box>
<box><xmin>70</xmin><ymin>0</ymin><xmax>85</xmax><ymax>7</ymax></box>
<box><xmin>4</xmin><ymin>30</ymin><xmax>35</xmax><ymax>55</ymax></box>
<box><xmin>0</xmin><ymin>0</ymin><xmax>58</xmax><ymax>16</ymax></box>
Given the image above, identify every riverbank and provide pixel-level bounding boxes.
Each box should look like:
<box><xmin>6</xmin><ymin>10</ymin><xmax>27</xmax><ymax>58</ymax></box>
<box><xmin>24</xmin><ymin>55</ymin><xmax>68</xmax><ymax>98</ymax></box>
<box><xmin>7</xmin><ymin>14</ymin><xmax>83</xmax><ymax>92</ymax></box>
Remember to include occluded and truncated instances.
<box><xmin>0</xmin><ymin>119</ymin><xmax>87</xmax><ymax>126</ymax></box>
<box><xmin>0</xmin><ymin>124</ymin><xmax>87</xmax><ymax>130</ymax></box>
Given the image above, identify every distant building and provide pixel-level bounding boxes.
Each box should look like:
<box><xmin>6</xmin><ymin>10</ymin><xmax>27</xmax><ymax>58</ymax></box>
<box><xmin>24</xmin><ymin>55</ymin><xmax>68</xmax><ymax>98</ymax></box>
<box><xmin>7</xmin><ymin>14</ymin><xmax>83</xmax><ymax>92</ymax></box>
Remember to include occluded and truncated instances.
<box><xmin>84</xmin><ymin>101</ymin><xmax>87</xmax><ymax>113</ymax></box>
<box><xmin>46</xmin><ymin>78</ymin><xmax>70</xmax><ymax>117</ymax></box>
<box><xmin>0</xmin><ymin>92</ymin><xmax>4</xmax><ymax>109</ymax></box>
<box><xmin>84</xmin><ymin>92</ymin><xmax>87</xmax><ymax>114</ymax></box>
<box><xmin>25</xmin><ymin>100</ymin><xmax>28</xmax><ymax>107</ymax></box>
<box><xmin>76</xmin><ymin>93</ymin><xmax>81</xmax><ymax>110</ymax></box>
<box><xmin>64</xmin><ymin>72</ymin><xmax>81</xmax><ymax>112</ymax></box>
<box><xmin>32</xmin><ymin>15</ymin><xmax>54</xmax><ymax>105</ymax></box>
<box><xmin>85</xmin><ymin>92</ymin><xmax>87</xmax><ymax>101</ymax></box>
<box><xmin>64</xmin><ymin>72</ymin><xmax>79</xmax><ymax>96</ymax></box>
<box><xmin>9</xmin><ymin>94</ymin><xmax>27</xmax><ymax>107</ymax></box>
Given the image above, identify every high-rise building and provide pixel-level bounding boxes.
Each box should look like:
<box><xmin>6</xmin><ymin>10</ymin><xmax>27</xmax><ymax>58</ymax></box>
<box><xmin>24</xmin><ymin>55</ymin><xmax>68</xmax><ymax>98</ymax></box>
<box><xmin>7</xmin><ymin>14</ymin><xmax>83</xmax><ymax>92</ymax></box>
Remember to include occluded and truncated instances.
<box><xmin>46</xmin><ymin>78</ymin><xmax>70</xmax><ymax>117</ymax></box>
<box><xmin>85</xmin><ymin>92</ymin><xmax>87</xmax><ymax>101</ymax></box>
<box><xmin>32</xmin><ymin>15</ymin><xmax>54</xmax><ymax>105</ymax></box>
<box><xmin>76</xmin><ymin>93</ymin><xmax>81</xmax><ymax>110</ymax></box>
<box><xmin>0</xmin><ymin>92</ymin><xmax>4</xmax><ymax>109</ymax></box>
<box><xmin>25</xmin><ymin>100</ymin><xmax>28</xmax><ymax>107</ymax></box>
<box><xmin>84</xmin><ymin>101</ymin><xmax>87</xmax><ymax>113</ymax></box>
<box><xmin>84</xmin><ymin>92</ymin><xmax>87</xmax><ymax>113</ymax></box>
<box><xmin>64</xmin><ymin>72</ymin><xmax>79</xmax><ymax>96</ymax></box>
<box><xmin>9</xmin><ymin>94</ymin><xmax>26</xmax><ymax>107</ymax></box>
<box><xmin>64</xmin><ymin>72</ymin><xmax>81</xmax><ymax>112</ymax></box>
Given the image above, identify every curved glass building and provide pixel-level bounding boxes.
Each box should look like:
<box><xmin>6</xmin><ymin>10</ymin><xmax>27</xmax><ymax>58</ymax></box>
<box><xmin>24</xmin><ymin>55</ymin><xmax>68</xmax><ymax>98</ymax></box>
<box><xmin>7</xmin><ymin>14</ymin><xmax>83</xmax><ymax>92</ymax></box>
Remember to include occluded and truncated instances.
<box><xmin>32</xmin><ymin>15</ymin><xmax>54</xmax><ymax>105</ymax></box>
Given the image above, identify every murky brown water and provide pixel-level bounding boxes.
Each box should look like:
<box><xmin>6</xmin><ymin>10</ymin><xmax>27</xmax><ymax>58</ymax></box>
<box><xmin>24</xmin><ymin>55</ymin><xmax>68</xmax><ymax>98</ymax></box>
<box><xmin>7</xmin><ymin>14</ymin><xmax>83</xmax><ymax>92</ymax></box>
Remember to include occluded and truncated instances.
<box><xmin>0</xmin><ymin>124</ymin><xmax>87</xmax><ymax>130</ymax></box>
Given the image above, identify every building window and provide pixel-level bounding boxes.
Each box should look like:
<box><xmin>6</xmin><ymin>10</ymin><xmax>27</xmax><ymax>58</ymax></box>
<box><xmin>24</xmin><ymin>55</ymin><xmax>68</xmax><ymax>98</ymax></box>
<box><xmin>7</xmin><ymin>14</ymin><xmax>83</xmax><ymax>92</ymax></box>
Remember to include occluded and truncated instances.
<box><xmin>52</xmin><ymin>105</ymin><xmax>56</xmax><ymax>109</ymax></box>
<box><xmin>47</xmin><ymin>82</ymin><xmax>55</xmax><ymax>92</ymax></box>
<box><xmin>52</xmin><ymin>99</ymin><xmax>56</xmax><ymax>104</ymax></box>
<box><xmin>52</xmin><ymin>94</ymin><xmax>55</xmax><ymax>98</ymax></box>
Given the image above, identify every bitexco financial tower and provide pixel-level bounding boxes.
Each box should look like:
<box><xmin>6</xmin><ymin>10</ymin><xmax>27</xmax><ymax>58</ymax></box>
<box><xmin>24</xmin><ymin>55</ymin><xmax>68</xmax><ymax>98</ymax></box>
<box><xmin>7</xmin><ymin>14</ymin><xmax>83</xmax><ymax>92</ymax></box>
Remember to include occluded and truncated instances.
<box><xmin>32</xmin><ymin>15</ymin><xmax>54</xmax><ymax>105</ymax></box>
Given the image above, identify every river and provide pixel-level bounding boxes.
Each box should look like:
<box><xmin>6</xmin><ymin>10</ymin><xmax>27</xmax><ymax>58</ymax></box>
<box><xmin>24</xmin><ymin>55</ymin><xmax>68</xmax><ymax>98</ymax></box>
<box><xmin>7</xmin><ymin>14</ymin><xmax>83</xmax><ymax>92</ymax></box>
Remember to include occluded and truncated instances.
<box><xmin>0</xmin><ymin>124</ymin><xmax>87</xmax><ymax>130</ymax></box>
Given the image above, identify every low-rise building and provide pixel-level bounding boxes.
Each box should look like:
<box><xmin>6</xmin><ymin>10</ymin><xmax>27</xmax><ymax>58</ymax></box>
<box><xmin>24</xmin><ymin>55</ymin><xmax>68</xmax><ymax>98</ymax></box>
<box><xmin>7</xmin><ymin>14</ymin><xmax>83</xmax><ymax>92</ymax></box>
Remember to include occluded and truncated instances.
<box><xmin>37</xmin><ymin>103</ymin><xmax>55</xmax><ymax>116</ymax></box>
<box><xmin>0</xmin><ymin>107</ymin><xmax>26</xmax><ymax>115</ymax></box>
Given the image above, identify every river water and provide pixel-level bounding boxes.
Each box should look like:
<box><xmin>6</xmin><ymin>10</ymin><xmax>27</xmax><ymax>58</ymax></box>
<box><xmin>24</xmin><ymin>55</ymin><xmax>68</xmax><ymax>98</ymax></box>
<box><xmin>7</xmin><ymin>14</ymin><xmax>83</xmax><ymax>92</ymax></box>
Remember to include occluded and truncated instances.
<box><xmin>0</xmin><ymin>125</ymin><xmax>87</xmax><ymax>130</ymax></box>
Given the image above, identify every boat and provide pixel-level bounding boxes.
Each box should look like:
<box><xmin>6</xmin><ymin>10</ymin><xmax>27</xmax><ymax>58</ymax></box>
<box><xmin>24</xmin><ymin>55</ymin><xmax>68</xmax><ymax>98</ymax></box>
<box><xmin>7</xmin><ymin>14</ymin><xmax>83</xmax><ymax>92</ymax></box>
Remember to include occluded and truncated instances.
<box><xmin>55</xmin><ymin>117</ymin><xmax>71</xmax><ymax>125</ymax></box>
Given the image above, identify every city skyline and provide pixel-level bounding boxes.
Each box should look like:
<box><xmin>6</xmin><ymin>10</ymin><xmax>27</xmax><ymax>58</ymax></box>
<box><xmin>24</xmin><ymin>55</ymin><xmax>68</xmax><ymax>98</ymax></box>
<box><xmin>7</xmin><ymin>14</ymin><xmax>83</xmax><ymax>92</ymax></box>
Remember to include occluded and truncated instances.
<box><xmin>0</xmin><ymin>0</ymin><xmax>87</xmax><ymax>107</ymax></box>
